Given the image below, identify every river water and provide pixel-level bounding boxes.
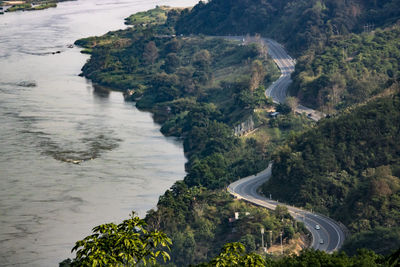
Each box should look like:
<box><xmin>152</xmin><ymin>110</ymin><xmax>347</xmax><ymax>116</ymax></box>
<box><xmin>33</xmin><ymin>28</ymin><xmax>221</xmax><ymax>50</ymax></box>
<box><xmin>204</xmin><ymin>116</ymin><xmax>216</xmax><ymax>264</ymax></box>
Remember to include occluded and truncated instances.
<box><xmin>0</xmin><ymin>0</ymin><xmax>197</xmax><ymax>265</ymax></box>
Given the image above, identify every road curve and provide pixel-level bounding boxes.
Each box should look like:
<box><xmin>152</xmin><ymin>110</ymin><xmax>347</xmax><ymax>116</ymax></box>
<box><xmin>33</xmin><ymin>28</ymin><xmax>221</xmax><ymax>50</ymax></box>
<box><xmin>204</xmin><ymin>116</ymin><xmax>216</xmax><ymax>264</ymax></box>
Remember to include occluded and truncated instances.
<box><xmin>264</xmin><ymin>38</ymin><xmax>325</xmax><ymax>121</ymax></box>
<box><xmin>223</xmin><ymin>36</ymin><xmax>346</xmax><ymax>252</ymax></box>
<box><xmin>228</xmin><ymin>165</ymin><xmax>346</xmax><ymax>252</ymax></box>
<box><xmin>222</xmin><ymin>36</ymin><xmax>324</xmax><ymax>121</ymax></box>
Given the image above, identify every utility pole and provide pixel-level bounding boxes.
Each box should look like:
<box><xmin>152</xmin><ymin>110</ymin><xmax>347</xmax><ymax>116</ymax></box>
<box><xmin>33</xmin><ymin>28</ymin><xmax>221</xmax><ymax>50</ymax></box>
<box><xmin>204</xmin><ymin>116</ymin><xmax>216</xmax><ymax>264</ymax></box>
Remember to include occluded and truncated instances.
<box><xmin>261</xmin><ymin>227</ymin><xmax>265</xmax><ymax>250</ymax></box>
<box><xmin>269</xmin><ymin>230</ymin><xmax>272</xmax><ymax>253</ymax></box>
<box><xmin>280</xmin><ymin>231</ymin><xmax>283</xmax><ymax>255</ymax></box>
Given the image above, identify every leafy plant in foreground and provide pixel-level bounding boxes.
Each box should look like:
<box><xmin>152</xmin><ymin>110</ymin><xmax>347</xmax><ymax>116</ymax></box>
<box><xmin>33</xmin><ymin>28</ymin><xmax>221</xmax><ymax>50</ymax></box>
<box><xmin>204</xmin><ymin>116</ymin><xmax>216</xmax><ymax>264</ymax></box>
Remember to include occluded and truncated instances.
<box><xmin>70</xmin><ymin>212</ymin><xmax>171</xmax><ymax>266</ymax></box>
<box><xmin>195</xmin><ymin>242</ymin><xmax>265</xmax><ymax>267</ymax></box>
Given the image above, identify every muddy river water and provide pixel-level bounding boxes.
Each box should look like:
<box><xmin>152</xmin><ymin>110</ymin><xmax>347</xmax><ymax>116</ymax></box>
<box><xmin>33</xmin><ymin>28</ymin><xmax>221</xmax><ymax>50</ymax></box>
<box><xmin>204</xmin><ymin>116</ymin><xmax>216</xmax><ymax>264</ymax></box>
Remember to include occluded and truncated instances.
<box><xmin>0</xmin><ymin>0</ymin><xmax>197</xmax><ymax>265</ymax></box>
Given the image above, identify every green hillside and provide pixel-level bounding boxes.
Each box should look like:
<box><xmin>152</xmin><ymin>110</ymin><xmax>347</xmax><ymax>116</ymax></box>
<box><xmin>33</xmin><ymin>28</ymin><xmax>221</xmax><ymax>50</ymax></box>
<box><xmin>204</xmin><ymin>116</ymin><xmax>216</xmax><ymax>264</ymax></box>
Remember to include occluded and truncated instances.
<box><xmin>175</xmin><ymin>0</ymin><xmax>400</xmax><ymax>55</ymax></box>
<box><xmin>71</xmin><ymin>7</ymin><xmax>318</xmax><ymax>265</ymax></box>
<box><xmin>146</xmin><ymin>184</ymin><xmax>308</xmax><ymax>265</ymax></box>
<box><xmin>69</xmin><ymin>2</ymin><xmax>400</xmax><ymax>263</ymax></box>
<box><xmin>290</xmin><ymin>26</ymin><xmax>400</xmax><ymax>112</ymax></box>
<box><xmin>263</xmin><ymin>92</ymin><xmax>400</xmax><ymax>254</ymax></box>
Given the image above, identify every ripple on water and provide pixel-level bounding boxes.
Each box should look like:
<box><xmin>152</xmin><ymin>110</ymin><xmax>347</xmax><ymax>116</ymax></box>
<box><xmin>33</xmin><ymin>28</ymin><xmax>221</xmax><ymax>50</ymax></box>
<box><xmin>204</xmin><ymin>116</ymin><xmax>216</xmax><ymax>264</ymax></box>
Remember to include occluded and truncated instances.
<box><xmin>0</xmin><ymin>0</ymin><xmax>197</xmax><ymax>266</ymax></box>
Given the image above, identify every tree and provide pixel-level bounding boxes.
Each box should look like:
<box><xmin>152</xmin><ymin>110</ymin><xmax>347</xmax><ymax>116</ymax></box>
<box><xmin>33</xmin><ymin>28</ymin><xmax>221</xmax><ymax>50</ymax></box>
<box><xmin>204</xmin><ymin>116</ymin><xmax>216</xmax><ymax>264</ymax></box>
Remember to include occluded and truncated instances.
<box><xmin>276</xmin><ymin>103</ymin><xmax>291</xmax><ymax>114</ymax></box>
<box><xmin>143</xmin><ymin>41</ymin><xmax>158</xmax><ymax>64</ymax></box>
<box><xmin>165</xmin><ymin>38</ymin><xmax>181</xmax><ymax>53</ymax></box>
<box><xmin>163</xmin><ymin>53</ymin><xmax>180</xmax><ymax>73</ymax></box>
<box><xmin>196</xmin><ymin>242</ymin><xmax>265</xmax><ymax>267</ymax></box>
<box><xmin>275</xmin><ymin>205</ymin><xmax>290</xmax><ymax>219</ymax></box>
<box><xmin>193</xmin><ymin>49</ymin><xmax>211</xmax><ymax>71</ymax></box>
<box><xmin>170</xmin><ymin>231</ymin><xmax>196</xmax><ymax>266</ymax></box>
<box><xmin>151</xmin><ymin>72</ymin><xmax>180</xmax><ymax>102</ymax></box>
<box><xmin>240</xmin><ymin>234</ymin><xmax>256</xmax><ymax>252</ymax></box>
<box><xmin>285</xmin><ymin>96</ymin><xmax>299</xmax><ymax>113</ymax></box>
<box><xmin>70</xmin><ymin>212</ymin><xmax>171</xmax><ymax>266</ymax></box>
<box><xmin>249</xmin><ymin>60</ymin><xmax>266</xmax><ymax>91</ymax></box>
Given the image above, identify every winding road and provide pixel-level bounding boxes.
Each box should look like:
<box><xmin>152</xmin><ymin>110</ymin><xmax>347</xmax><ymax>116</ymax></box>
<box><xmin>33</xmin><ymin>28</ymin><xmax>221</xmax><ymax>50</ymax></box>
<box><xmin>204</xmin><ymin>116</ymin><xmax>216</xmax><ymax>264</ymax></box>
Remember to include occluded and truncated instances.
<box><xmin>228</xmin><ymin>165</ymin><xmax>346</xmax><ymax>252</ymax></box>
<box><xmin>263</xmin><ymin>38</ymin><xmax>325</xmax><ymax>121</ymax></box>
<box><xmin>224</xmin><ymin>36</ymin><xmax>346</xmax><ymax>252</ymax></box>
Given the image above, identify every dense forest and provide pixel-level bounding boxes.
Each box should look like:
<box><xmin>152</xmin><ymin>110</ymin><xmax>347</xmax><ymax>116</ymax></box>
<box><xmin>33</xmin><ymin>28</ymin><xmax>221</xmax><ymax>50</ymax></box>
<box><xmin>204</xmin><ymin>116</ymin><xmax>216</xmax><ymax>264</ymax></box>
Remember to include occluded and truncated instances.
<box><xmin>174</xmin><ymin>0</ymin><xmax>400</xmax><ymax>114</ymax></box>
<box><xmin>66</xmin><ymin>0</ymin><xmax>400</xmax><ymax>264</ymax></box>
<box><xmin>175</xmin><ymin>0</ymin><xmax>400</xmax><ymax>55</ymax></box>
<box><xmin>197</xmin><ymin>245</ymin><xmax>400</xmax><ymax>266</ymax></box>
<box><xmin>146</xmin><ymin>183</ymin><xmax>308</xmax><ymax>265</ymax></box>
<box><xmin>62</xmin><ymin>211</ymin><xmax>400</xmax><ymax>266</ymax></box>
<box><xmin>74</xmin><ymin>7</ymin><xmax>313</xmax><ymax>190</ymax></box>
<box><xmin>263</xmin><ymin>92</ymin><xmax>400</xmax><ymax>254</ymax></box>
<box><xmin>71</xmin><ymin>7</ymin><xmax>315</xmax><ymax>265</ymax></box>
<box><xmin>290</xmin><ymin>26</ymin><xmax>400</xmax><ymax>112</ymax></box>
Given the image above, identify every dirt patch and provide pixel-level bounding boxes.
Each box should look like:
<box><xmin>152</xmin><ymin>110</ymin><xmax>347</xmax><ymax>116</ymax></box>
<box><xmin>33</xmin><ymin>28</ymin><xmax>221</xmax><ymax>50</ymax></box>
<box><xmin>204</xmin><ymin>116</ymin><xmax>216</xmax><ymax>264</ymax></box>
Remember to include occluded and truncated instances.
<box><xmin>267</xmin><ymin>234</ymin><xmax>309</xmax><ymax>255</ymax></box>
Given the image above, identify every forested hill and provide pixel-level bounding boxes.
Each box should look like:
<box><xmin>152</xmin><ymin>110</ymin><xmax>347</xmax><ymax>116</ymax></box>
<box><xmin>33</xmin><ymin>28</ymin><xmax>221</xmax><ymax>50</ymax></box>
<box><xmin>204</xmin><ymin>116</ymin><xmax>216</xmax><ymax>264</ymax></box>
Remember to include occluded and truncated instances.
<box><xmin>290</xmin><ymin>26</ymin><xmax>400</xmax><ymax>112</ymax></box>
<box><xmin>263</xmin><ymin>92</ymin><xmax>400</xmax><ymax>254</ymax></box>
<box><xmin>175</xmin><ymin>0</ymin><xmax>400</xmax><ymax>54</ymax></box>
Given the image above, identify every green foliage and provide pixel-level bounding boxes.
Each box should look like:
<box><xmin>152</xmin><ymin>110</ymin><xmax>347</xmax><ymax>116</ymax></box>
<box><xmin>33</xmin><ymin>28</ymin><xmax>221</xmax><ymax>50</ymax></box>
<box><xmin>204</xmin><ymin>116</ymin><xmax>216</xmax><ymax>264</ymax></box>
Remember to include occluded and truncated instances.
<box><xmin>124</xmin><ymin>6</ymin><xmax>168</xmax><ymax>26</ymax></box>
<box><xmin>75</xmin><ymin>12</ymin><xmax>280</xmax><ymax>190</ymax></box>
<box><xmin>240</xmin><ymin>234</ymin><xmax>256</xmax><ymax>252</ymax></box>
<box><xmin>196</xmin><ymin>242</ymin><xmax>265</xmax><ymax>267</ymax></box>
<box><xmin>74</xmin><ymin>7</ymin><xmax>317</xmax><ymax>266</ymax></box>
<box><xmin>342</xmin><ymin>227</ymin><xmax>400</xmax><ymax>256</ymax></box>
<box><xmin>3</xmin><ymin>0</ymin><xmax>60</xmax><ymax>12</ymax></box>
<box><xmin>70</xmin><ymin>212</ymin><xmax>171</xmax><ymax>266</ymax></box>
<box><xmin>271</xmin><ymin>248</ymin><xmax>387</xmax><ymax>267</ymax></box>
<box><xmin>194</xmin><ymin>245</ymin><xmax>400</xmax><ymax>267</ymax></box>
<box><xmin>291</xmin><ymin>27</ymin><xmax>400</xmax><ymax>111</ymax></box>
<box><xmin>68</xmin><ymin>3</ymin><xmax>400</xmax><ymax>263</ymax></box>
<box><xmin>146</xmin><ymin>185</ymin><xmax>305</xmax><ymax>265</ymax></box>
<box><xmin>29</xmin><ymin>2</ymin><xmax>56</xmax><ymax>10</ymax></box>
<box><xmin>143</xmin><ymin>41</ymin><xmax>159</xmax><ymax>65</ymax></box>
<box><xmin>5</xmin><ymin>3</ymin><xmax>32</xmax><ymax>12</ymax></box>
<box><xmin>197</xmin><ymin>244</ymin><xmax>400</xmax><ymax>267</ymax></box>
<box><xmin>175</xmin><ymin>0</ymin><xmax>400</xmax><ymax>55</ymax></box>
<box><xmin>264</xmin><ymin>93</ymin><xmax>400</xmax><ymax>253</ymax></box>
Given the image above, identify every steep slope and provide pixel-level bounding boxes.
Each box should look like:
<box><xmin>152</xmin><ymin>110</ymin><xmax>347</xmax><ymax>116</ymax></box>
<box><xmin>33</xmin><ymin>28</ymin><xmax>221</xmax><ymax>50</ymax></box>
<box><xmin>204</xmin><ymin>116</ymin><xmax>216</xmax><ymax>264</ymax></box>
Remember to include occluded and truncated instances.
<box><xmin>175</xmin><ymin>0</ymin><xmax>400</xmax><ymax>55</ymax></box>
<box><xmin>290</xmin><ymin>26</ymin><xmax>400</xmax><ymax>112</ymax></box>
<box><xmin>263</xmin><ymin>92</ymin><xmax>400</xmax><ymax>254</ymax></box>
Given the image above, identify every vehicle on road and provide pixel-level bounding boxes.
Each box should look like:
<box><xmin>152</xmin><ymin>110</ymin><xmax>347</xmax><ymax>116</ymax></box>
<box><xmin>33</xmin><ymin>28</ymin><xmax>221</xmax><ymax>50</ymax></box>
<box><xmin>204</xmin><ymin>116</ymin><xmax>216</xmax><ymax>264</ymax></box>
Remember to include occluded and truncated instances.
<box><xmin>320</xmin><ymin>239</ymin><xmax>324</xmax><ymax>244</ymax></box>
<box><xmin>315</xmin><ymin>224</ymin><xmax>320</xmax><ymax>230</ymax></box>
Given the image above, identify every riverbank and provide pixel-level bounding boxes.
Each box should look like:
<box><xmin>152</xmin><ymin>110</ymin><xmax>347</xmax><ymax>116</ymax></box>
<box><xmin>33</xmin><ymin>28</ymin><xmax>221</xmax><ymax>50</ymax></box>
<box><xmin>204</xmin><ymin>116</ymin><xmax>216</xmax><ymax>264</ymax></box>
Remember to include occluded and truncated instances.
<box><xmin>72</xmin><ymin>6</ymin><xmax>316</xmax><ymax>265</ymax></box>
<box><xmin>0</xmin><ymin>1</ymin><xmax>199</xmax><ymax>265</ymax></box>
<box><xmin>1</xmin><ymin>0</ymin><xmax>73</xmax><ymax>12</ymax></box>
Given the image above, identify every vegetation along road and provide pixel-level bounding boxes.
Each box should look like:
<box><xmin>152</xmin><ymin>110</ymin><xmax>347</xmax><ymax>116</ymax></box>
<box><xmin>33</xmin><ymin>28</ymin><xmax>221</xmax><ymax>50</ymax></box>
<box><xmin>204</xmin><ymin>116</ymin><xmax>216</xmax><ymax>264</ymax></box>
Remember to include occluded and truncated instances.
<box><xmin>226</xmin><ymin>37</ymin><xmax>346</xmax><ymax>253</ymax></box>
<box><xmin>224</xmin><ymin>36</ymin><xmax>324</xmax><ymax>120</ymax></box>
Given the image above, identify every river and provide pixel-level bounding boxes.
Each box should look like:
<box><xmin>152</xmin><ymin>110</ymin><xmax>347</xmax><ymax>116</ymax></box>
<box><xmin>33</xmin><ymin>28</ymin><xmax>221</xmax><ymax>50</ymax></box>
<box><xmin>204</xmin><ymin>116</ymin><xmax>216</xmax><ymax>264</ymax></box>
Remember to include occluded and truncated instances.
<box><xmin>0</xmin><ymin>0</ymin><xmax>197</xmax><ymax>265</ymax></box>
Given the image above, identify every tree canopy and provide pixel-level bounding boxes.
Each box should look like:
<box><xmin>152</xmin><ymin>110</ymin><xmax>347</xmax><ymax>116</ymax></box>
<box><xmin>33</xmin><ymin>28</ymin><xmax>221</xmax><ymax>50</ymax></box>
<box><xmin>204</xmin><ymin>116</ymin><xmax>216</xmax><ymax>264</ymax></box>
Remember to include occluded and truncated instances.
<box><xmin>264</xmin><ymin>92</ymin><xmax>400</xmax><ymax>254</ymax></box>
<box><xmin>69</xmin><ymin>212</ymin><xmax>171</xmax><ymax>266</ymax></box>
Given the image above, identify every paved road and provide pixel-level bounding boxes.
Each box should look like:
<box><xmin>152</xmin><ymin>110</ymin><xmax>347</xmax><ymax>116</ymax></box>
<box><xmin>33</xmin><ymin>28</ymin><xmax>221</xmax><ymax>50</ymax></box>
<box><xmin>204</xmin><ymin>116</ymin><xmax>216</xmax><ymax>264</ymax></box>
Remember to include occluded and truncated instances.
<box><xmin>264</xmin><ymin>38</ymin><xmax>325</xmax><ymax>121</ymax></box>
<box><xmin>223</xmin><ymin>36</ymin><xmax>346</xmax><ymax>252</ymax></box>
<box><xmin>222</xmin><ymin>36</ymin><xmax>325</xmax><ymax>121</ymax></box>
<box><xmin>263</xmin><ymin>38</ymin><xmax>295</xmax><ymax>104</ymax></box>
<box><xmin>228</xmin><ymin>165</ymin><xmax>346</xmax><ymax>252</ymax></box>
